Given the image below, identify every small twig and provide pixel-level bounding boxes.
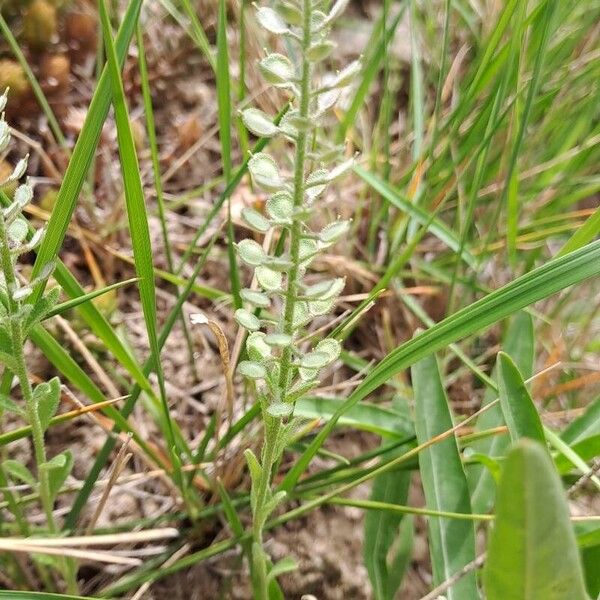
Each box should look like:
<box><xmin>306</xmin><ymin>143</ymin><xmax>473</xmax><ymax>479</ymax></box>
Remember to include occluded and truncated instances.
<box><xmin>418</xmin><ymin>553</ymin><xmax>486</xmax><ymax>600</ymax></box>
<box><xmin>10</xmin><ymin>528</ymin><xmax>179</xmax><ymax>547</ymax></box>
<box><xmin>0</xmin><ymin>541</ymin><xmax>141</xmax><ymax>566</ymax></box>
<box><xmin>569</xmin><ymin>457</ymin><xmax>600</xmax><ymax>497</ymax></box>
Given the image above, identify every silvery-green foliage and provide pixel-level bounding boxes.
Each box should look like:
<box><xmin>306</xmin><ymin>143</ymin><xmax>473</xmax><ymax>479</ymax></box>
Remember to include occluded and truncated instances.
<box><xmin>237</xmin><ymin>0</ymin><xmax>357</xmax><ymax>421</ymax></box>
<box><xmin>0</xmin><ymin>90</ymin><xmax>68</xmax><ymax>495</ymax></box>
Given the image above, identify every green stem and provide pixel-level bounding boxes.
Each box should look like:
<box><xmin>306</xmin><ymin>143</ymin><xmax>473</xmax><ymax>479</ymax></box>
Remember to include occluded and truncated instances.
<box><xmin>0</xmin><ymin>214</ymin><xmax>78</xmax><ymax>592</ymax></box>
<box><xmin>250</xmin><ymin>0</ymin><xmax>313</xmax><ymax>597</ymax></box>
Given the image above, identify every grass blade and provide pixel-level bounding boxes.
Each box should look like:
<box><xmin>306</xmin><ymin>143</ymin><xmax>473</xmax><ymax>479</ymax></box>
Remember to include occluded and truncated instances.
<box><xmin>280</xmin><ymin>240</ymin><xmax>600</xmax><ymax>491</ymax></box>
<box><xmin>355</xmin><ymin>165</ymin><xmax>477</xmax><ymax>267</ymax></box>
<box><xmin>30</xmin><ymin>0</ymin><xmax>142</xmax><ymax>300</ymax></box>
<box><xmin>484</xmin><ymin>439</ymin><xmax>588</xmax><ymax>600</ymax></box>
<box><xmin>217</xmin><ymin>0</ymin><xmax>242</xmax><ymax>309</ymax></box>
<box><xmin>98</xmin><ymin>0</ymin><xmax>186</xmax><ymax>490</ymax></box>
<box><xmin>0</xmin><ymin>593</ymin><xmax>89</xmax><ymax>600</ymax></box>
<box><xmin>179</xmin><ymin>0</ymin><xmax>216</xmax><ymax>72</ymax></box>
<box><xmin>45</xmin><ymin>278</ymin><xmax>138</xmax><ymax>320</ymax></box>
<box><xmin>363</xmin><ymin>450</ymin><xmax>412</xmax><ymax>600</ymax></box>
<box><xmin>412</xmin><ymin>352</ymin><xmax>478</xmax><ymax>600</ymax></box>
<box><xmin>561</xmin><ymin>395</ymin><xmax>600</xmax><ymax>445</ymax></box>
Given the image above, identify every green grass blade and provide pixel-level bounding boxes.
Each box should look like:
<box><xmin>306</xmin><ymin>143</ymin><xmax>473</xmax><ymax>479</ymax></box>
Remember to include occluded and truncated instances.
<box><xmin>355</xmin><ymin>165</ymin><xmax>477</xmax><ymax>268</ymax></box>
<box><xmin>336</xmin><ymin>9</ymin><xmax>404</xmax><ymax>143</ymax></box>
<box><xmin>504</xmin><ymin>0</ymin><xmax>558</xmax><ymax>259</ymax></box>
<box><xmin>45</xmin><ymin>278</ymin><xmax>138</xmax><ymax>320</ymax></box>
<box><xmin>0</xmin><ymin>593</ymin><xmax>89</xmax><ymax>600</ymax></box>
<box><xmin>280</xmin><ymin>240</ymin><xmax>600</xmax><ymax>491</ymax></box>
<box><xmin>30</xmin><ymin>0</ymin><xmax>142</xmax><ymax>300</ymax></box>
<box><xmin>412</xmin><ymin>352</ymin><xmax>478</xmax><ymax>600</ymax></box>
<box><xmin>497</xmin><ymin>351</ymin><xmax>545</xmax><ymax>444</ymax></box>
<box><xmin>217</xmin><ymin>0</ymin><xmax>242</xmax><ymax>309</ymax></box>
<box><xmin>484</xmin><ymin>439</ymin><xmax>588</xmax><ymax>600</ymax></box>
<box><xmin>558</xmin><ymin>204</ymin><xmax>600</xmax><ymax>257</ymax></box>
<box><xmin>295</xmin><ymin>396</ymin><xmax>413</xmax><ymax>439</ymax></box>
<box><xmin>98</xmin><ymin>0</ymin><xmax>182</xmax><ymax>480</ymax></box>
<box><xmin>364</xmin><ymin>450</ymin><xmax>412</xmax><ymax>600</ymax></box>
<box><xmin>136</xmin><ymin>22</ymin><xmax>198</xmax><ymax>375</ymax></box>
<box><xmin>408</xmin><ymin>0</ymin><xmax>425</xmax><ymax>161</ymax></box>
<box><xmin>561</xmin><ymin>395</ymin><xmax>600</xmax><ymax>445</ymax></box>
<box><xmin>179</xmin><ymin>0</ymin><xmax>216</xmax><ymax>72</ymax></box>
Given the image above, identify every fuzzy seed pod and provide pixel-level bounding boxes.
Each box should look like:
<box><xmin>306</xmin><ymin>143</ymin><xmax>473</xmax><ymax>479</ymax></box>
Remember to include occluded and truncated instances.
<box><xmin>65</xmin><ymin>11</ymin><xmax>97</xmax><ymax>56</ymax></box>
<box><xmin>40</xmin><ymin>53</ymin><xmax>70</xmax><ymax>92</ymax></box>
<box><xmin>21</xmin><ymin>0</ymin><xmax>57</xmax><ymax>50</ymax></box>
<box><xmin>0</xmin><ymin>160</ymin><xmax>18</xmax><ymax>197</ymax></box>
<box><xmin>0</xmin><ymin>59</ymin><xmax>30</xmax><ymax>99</ymax></box>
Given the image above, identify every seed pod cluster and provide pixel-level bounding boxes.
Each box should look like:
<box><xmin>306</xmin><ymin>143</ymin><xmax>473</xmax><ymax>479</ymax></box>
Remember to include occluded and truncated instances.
<box><xmin>235</xmin><ymin>0</ymin><xmax>357</xmax><ymax>421</ymax></box>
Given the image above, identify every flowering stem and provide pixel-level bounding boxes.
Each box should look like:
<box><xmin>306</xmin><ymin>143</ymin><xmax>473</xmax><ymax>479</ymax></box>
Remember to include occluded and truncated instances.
<box><xmin>0</xmin><ymin>211</ymin><xmax>77</xmax><ymax>593</ymax></box>
<box><xmin>250</xmin><ymin>1</ymin><xmax>313</xmax><ymax>597</ymax></box>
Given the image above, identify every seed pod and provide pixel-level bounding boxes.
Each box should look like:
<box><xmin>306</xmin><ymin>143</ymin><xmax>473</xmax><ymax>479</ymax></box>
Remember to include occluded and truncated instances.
<box><xmin>40</xmin><ymin>54</ymin><xmax>70</xmax><ymax>92</ymax></box>
<box><xmin>22</xmin><ymin>0</ymin><xmax>57</xmax><ymax>51</ymax></box>
<box><xmin>259</xmin><ymin>54</ymin><xmax>296</xmax><ymax>87</ymax></box>
<box><xmin>0</xmin><ymin>60</ymin><xmax>30</xmax><ymax>99</ymax></box>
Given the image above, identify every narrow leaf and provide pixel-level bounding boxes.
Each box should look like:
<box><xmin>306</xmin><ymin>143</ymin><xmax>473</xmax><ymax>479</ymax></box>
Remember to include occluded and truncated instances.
<box><xmin>412</xmin><ymin>353</ymin><xmax>478</xmax><ymax>600</ymax></box>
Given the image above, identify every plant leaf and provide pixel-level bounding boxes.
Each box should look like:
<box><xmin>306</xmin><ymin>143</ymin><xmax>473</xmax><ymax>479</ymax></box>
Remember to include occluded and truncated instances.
<box><xmin>33</xmin><ymin>376</ymin><xmax>61</xmax><ymax>432</ymax></box>
<box><xmin>469</xmin><ymin>311</ymin><xmax>535</xmax><ymax>513</ymax></box>
<box><xmin>484</xmin><ymin>439</ymin><xmax>588</xmax><ymax>600</ymax></box>
<box><xmin>281</xmin><ymin>236</ymin><xmax>600</xmax><ymax>492</ymax></box>
<box><xmin>497</xmin><ymin>351</ymin><xmax>545</xmax><ymax>444</ymax></box>
<box><xmin>3</xmin><ymin>460</ymin><xmax>35</xmax><ymax>487</ymax></box>
<box><xmin>412</xmin><ymin>352</ymin><xmax>479</xmax><ymax>599</ymax></box>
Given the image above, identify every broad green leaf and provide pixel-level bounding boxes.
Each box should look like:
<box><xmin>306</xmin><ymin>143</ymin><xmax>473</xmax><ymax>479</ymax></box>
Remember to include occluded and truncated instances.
<box><xmin>497</xmin><ymin>352</ymin><xmax>545</xmax><ymax>444</ymax></box>
<box><xmin>469</xmin><ymin>311</ymin><xmax>534</xmax><ymax>513</ymax></box>
<box><xmin>281</xmin><ymin>238</ymin><xmax>600</xmax><ymax>492</ymax></box>
<box><xmin>581</xmin><ymin>544</ymin><xmax>600</xmax><ymax>598</ymax></box>
<box><xmin>412</xmin><ymin>353</ymin><xmax>478</xmax><ymax>600</ymax></box>
<box><xmin>43</xmin><ymin>449</ymin><xmax>73</xmax><ymax>501</ymax></box>
<box><xmin>484</xmin><ymin>439</ymin><xmax>588</xmax><ymax>600</ymax></box>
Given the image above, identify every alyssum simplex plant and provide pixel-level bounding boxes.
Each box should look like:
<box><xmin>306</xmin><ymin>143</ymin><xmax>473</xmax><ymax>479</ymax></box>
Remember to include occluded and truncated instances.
<box><xmin>0</xmin><ymin>90</ymin><xmax>75</xmax><ymax>590</ymax></box>
<box><xmin>234</xmin><ymin>0</ymin><xmax>359</xmax><ymax>595</ymax></box>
